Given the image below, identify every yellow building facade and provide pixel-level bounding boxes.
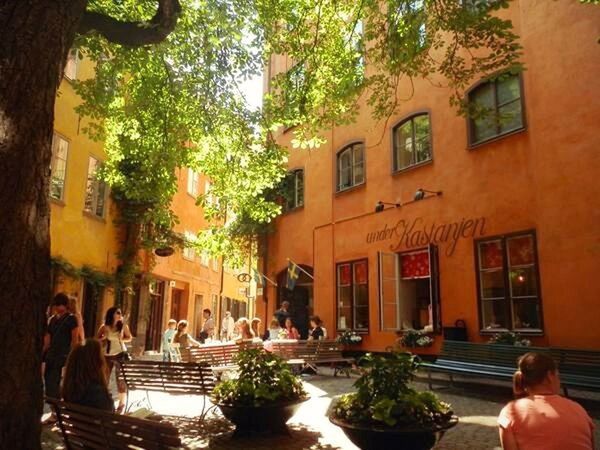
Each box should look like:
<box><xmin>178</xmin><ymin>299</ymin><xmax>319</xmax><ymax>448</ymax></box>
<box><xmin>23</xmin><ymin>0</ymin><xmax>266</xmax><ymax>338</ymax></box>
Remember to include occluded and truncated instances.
<box><xmin>52</xmin><ymin>53</ymin><xmax>252</xmax><ymax>350</ymax></box>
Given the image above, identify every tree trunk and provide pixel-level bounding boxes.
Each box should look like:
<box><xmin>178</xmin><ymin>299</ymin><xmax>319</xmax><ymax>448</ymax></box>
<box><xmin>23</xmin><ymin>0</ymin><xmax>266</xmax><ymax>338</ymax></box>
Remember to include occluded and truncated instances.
<box><xmin>0</xmin><ymin>2</ymin><xmax>86</xmax><ymax>448</ymax></box>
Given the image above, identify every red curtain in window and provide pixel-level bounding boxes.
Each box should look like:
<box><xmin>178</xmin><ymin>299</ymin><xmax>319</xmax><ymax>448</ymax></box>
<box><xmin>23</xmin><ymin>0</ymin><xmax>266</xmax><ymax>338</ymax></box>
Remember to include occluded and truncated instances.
<box><xmin>339</xmin><ymin>264</ymin><xmax>351</xmax><ymax>285</ymax></box>
<box><xmin>507</xmin><ymin>235</ymin><xmax>534</xmax><ymax>266</ymax></box>
<box><xmin>480</xmin><ymin>241</ymin><xmax>503</xmax><ymax>269</ymax></box>
<box><xmin>401</xmin><ymin>251</ymin><xmax>430</xmax><ymax>279</ymax></box>
<box><xmin>354</xmin><ymin>261</ymin><xmax>368</xmax><ymax>284</ymax></box>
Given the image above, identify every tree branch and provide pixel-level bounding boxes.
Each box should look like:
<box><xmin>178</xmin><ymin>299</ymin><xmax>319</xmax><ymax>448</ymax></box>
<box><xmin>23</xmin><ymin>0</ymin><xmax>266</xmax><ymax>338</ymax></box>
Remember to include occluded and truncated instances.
<box><xmin>78</xmin><ymin>0</ymin><xmax>182</xmax><ymax>47</ymax></box>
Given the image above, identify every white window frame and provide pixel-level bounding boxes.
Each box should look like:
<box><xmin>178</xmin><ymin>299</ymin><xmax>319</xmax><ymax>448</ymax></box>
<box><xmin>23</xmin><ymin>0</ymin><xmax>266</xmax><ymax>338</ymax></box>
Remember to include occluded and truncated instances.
<box><xmin>187</xmin><ymin>168</ymin><xmax>200</xmax><ymax>197</ymax></box>
<box><xmin>337</xmin><ymin>143</ymin><xmax>365</xmax><ymax>192</ymax></box>
<box><xmin>183</xmin><ymin>231</ymin><xmax>196</xmax><ymax>261</ymax></box>
<box><xmin>50</xmin><ymin>133</ymin><xmax>69</xmax><ymax>201</ymax></box>
<box><xmin>200</xmin><ymin>251</ymin><xmax>209</xmax><ymax>267</ymax></box>
<box><xmin>83</xmin><ymin>156</ymin><xmax>107</xmax><ymax>218</ymax></box>
<box><xmin>64</xmin><ymin>49</ymin><xmax>79</xmax><ymax>81</ymax></box>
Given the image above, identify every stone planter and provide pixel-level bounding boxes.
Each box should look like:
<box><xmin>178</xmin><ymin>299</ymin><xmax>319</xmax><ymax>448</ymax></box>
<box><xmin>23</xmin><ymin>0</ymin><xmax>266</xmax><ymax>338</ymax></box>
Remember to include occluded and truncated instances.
<box><xmin>218</xmin><ymin>397</ymin><xmax>309</xmax><ymax>437</ymax></box>
<box><xmin>329</xmin><ymin>415</ymin><xmax>458</xmax><ymax>450</ymax></box>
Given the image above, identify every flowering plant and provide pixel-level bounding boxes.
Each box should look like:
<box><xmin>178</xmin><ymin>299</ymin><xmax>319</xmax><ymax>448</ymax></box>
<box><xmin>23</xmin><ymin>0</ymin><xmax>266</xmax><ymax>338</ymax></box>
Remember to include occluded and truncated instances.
<box><xmin>488</xmin><ymin>331</ymin><xmax>531</xmax><ymax>347</ymax></box>
<box><xmin>399</xmin><ymin>329</ymin><xmax>434</xmax><ymax>348</ymax></box>
<box><xmin>337</xmin><ymin>330</ymin><xmax>363</xmax><ymax>345</ymax></box>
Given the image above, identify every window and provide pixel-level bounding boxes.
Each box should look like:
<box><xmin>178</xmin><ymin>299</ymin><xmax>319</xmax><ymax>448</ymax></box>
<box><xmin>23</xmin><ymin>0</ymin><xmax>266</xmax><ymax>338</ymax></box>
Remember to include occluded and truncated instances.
<box><xmin>337</xmin><ymin>259</ymin><xmax>369</xmax><ymax>331</ymax></box>
<box><xmin>285</xmin><ymin>64</ymin><xmax>307</xmax><ymax>119</ymax></box>
<box><xmin>183</xmin><ymin>231</ymin><xmax>196</xmax><ymax>260</ymax></box>
<box><xmin>388</xmin><ymin>0</ymin><xmax>427</xmax><ymax>57</ymax></box>
<box><xmin>378</xmin><ymin>245</ymin><xmax>441</xmax><ymax>332</ymax></box>
<box><xmin>476</xmin><ymin>231</ymin><xmax>542</xmax><ymax>332</ymax></box>
<box><xmin>187</xmin><ymin>169</ymin><xmax>200</xmax><ymax>197</ymax></box>
<box><xmin>212</xmin><ymin>257</ymin><xmax>219</xmax><ymax>271</ymax></box>
<box><xmin>393</xmin><ymin>113</ymin><xmax>431</xmax><ymax>171</ymax></box>
<box><xmin>50</xmin><ymin>133</ymin><xmax>69</xmax><ymax>201</ymax></box>
<box><xmin>64</xmin><ymin>49</ymin><xmax>79</xmax><ymax>80</ymax></box>
<box><xmin>468</xmin><ymin>74</ymin><xmax>524</xmax><ymax>146</ymax></box>
<box><xmin>282</xmin><ymin>169</ymin><xmax>304</xmax><ymax>211</ymax></box>
<box><xmin>84</xmin><ymin>156</ymin><xmax>107</xmax><ymax>218</ymax></box>
<box><xmin>200</xmin><ymin>251</ymin><xmax>209</xmax><ymax>267</ymax></box>
<box><xmin>337</xmin><ymin>143</ymin><xmax>365</xmax><ymax>191</ymax></box>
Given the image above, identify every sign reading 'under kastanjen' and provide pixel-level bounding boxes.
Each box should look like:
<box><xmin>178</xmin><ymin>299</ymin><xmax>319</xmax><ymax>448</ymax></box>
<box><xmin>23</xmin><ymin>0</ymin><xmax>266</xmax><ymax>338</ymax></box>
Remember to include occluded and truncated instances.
<box><xmin>366</xmin><ymin>217</ymin><xmax>486</xmax><ymax>256</ymax></box>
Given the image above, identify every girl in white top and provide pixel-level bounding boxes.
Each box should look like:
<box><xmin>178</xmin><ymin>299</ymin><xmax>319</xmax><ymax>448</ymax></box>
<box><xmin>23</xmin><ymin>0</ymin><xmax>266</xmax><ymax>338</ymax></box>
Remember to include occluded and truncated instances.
<box><xmin>97</xmin><ymin>307</ymin><xmax>132</xmax><ymax>413</ymax></box>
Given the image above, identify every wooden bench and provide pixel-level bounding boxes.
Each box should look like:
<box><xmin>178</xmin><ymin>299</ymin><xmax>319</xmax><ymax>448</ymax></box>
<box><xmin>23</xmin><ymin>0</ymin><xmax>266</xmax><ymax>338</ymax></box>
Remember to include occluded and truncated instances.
<box><xmin>313</xmin><ymin>340</ymin><xmax>354</xmax><ymax>377</ymax></box>
<box><xmin>551</xmin><ymin>347</ymin><xmax>600</xmax><ymax>395</ymax></box>
<box><xmin>182</xmin><ymin>341</ymin><xmax>262</xmax><ymax>366</ymax></box>
<box><xmin>119</xmin><ymin>360</ymin><xmax>216</xmax><ymax>416</ymax></box>
<box><xmin>46</xmin><ymin>397</ymin><xmax>182</xmax><ymax>450</ymax></box>
<box><xmin>421</xmin><ymin>341</ymin><xmax>600</xmax><ymax>395</ymax></box>
<box><xmin>269</xmin><ymin>340</ymin><xmax>306</xmax><ymax>367</ymax></box>
<box><xmin>420</xmin><ymin>340</ymin><xmax>551</xmax><ymax>389</ymax></box>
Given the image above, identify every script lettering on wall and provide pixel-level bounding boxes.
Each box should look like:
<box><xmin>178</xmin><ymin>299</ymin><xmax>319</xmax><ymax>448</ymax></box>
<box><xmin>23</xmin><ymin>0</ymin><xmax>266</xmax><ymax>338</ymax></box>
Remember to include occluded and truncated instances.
<box><xmin>366</xmin><ymin>217</ymin><xmax>486</xmax><ymax>256</ymax></box>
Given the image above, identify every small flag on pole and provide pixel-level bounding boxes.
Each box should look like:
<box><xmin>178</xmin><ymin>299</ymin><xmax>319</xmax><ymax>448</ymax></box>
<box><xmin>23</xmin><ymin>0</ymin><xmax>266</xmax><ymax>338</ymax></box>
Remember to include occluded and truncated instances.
<box><xmin>286</xmin><ymin>260</ymin><xmax>301</xmax><ymax>290</ymax></box>
<box><xmin>252</xmin><ymin>268</ymin><xmax>265</xmax><ymax>286</ymax></box>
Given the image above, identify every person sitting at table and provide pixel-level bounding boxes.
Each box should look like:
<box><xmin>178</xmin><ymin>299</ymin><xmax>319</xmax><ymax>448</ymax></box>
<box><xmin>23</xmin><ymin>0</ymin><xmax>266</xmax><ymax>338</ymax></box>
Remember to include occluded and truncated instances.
<box><xmin>172</xmin><ymin>320</ymin><xmax>201</xmax><ymax>349</ymax></box>
<box><xmin>251</xmin><ymin>317</ymin><xmax>263</xmax><ymax>341</ymax></box>
<box><xmin>284</xmin><ymin>318</ymin><xmax>300</xmax><ymax>340</ymax></box>
<box><xmin>308</xmin><ymin>315</ymin><xmax>324</xmax><ymax>340</ymax></box>
<box><xmin>266</xmin><ymin>318</ymin><xmax>284</xmax><ymax>340</ymax></box>
<box><xmin>498</xmin><ymin>352</ymin><xmax>595</xmax><ymax>450</ymax></box>
<box><xmin>234</xmin><ymin>317</ymin><xmax>254</xmax><ymax>343</ymax></box>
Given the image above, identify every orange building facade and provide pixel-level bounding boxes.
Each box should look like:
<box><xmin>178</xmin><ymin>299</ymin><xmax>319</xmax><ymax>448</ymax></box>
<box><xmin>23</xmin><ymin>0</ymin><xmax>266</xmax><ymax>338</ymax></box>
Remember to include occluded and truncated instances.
<box><xmin>258</xmin><ymin>1</ymin><xmax>600</xmax><ymax>353</ymax></box>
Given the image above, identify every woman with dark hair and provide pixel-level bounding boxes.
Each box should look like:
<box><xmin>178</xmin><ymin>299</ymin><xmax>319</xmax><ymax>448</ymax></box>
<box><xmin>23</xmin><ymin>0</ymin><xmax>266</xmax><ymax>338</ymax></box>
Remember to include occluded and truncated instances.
<box><xmin>97</xmin><ymin>307</ymin><xmax>131</xmax><ymax>413</ymax></box>
<box><xmin>62</xmin><ymin>339</ymin><xmax>113</xmax><ymax>412</ymax></box>
<box><xmin>308</xmin><ymin>315</ymin><xmax>324</xmax><ymax>341</ymax></box>
<box><xmin>498</xmin><ymin>352</ymin><xmax>595</xmax><ymax>450</ymax></box>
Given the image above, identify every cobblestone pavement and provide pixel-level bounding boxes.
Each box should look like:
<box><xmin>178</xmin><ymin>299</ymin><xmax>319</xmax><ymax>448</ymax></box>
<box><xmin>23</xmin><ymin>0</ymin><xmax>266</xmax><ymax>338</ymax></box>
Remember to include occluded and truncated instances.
<box><xmin>42</xmin><ymin>369</ymin><xmax>600</xmax><ymax>449</ymax></box>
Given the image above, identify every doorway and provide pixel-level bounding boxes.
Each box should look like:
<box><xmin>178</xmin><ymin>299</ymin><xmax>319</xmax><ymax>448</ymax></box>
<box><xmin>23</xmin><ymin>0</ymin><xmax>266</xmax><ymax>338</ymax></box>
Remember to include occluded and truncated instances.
<box><xmin>277</xmin><ymin>265</ymin><xmax>313</xmax><ymax>339</ymax></box>
<box><xmin>82</xmin><ymin>281</ymin><xmax>104</xmax><ymax>338</ymax></box>
<box><xmin>170</xmin><ymin>288</ymin><xmax>187</xmax><ymax>321</ymax></box>
<box><xmin>145</xmin><ymin>280</ymin><xmax>165</xmax><ymax>351</ymax></box>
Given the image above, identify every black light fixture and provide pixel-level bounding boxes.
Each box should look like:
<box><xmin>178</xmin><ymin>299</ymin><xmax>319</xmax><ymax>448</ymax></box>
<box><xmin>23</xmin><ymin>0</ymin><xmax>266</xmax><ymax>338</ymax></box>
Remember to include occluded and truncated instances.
<box><xmin>414</xmin><ymin>188</ymin><xmax>443</xmax><ymax>201</ymax></box>
<box><xmin>375</xmin><ymin>200</ymin><xmax>401</xmax><ymax>213</ymax></box>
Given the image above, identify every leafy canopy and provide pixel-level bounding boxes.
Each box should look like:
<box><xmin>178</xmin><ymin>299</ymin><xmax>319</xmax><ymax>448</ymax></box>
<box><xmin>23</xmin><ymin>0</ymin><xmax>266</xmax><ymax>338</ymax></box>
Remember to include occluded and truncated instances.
<box><xmin>75</xmin><ymin>0</ymin><xmax>524</xmax><ymax>266</ymax></box>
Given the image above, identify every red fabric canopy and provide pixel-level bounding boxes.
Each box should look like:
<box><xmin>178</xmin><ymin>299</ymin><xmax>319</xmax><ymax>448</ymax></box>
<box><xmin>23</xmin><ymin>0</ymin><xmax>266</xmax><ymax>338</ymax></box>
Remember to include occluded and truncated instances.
<box><xmin>354</xmin><ymin>261</ymin><xmax>368</xmax><ymax>284</ymax></box>
<box><xmin>339</xmin><ymin>264</ymin><xmax>351</xmax><ymax>285</ymax></box>
<box><xmin>480</xmin><ymin>240</ymin><xmax>503</xmax><ymax>270</ymax></box>
<box><xmin>401</xmin><ymin>250</ymin><xmax>430</xmax><ymax>279</ymax></box>
<box><xmin>508</xmin><ymin>235</ymin><xmax>534</xmax><ymax>266</ymax></box>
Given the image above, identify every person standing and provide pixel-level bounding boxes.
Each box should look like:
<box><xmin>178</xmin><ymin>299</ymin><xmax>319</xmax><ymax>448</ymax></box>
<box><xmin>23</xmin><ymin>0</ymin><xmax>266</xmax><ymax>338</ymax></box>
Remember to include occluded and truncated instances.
<box><xmin>162</xmin><ymin>319</ymin><xmax>177</xmax><ymax>361</ymax></box>
<box><xmin>200</xmin><ymin>308</ymin><xmax>215</xmax><ymax>342</ymax></box>
<box><xmin>97</xmin><ymin>307</ymin><xmax>131</xmax><ymax>414</ymax></box>
<box><xmin>67</xmin><ymin>295</ymin><xmax>85</xmax><ymax>344</ymax></box>
<box><xmin>498</xmin><ymin>352</ymin><xmax>595</xmax><ymax>450</ymax></box>
<box><xmin>274</xmin><ymin>301</ymin><xmax>291</xmax><ymax>327</ymax></box>
<box><xmin>221</xmin><ymin>311</ymin><xmax>235</xmax><ymax>341</ymax></box>
<box><xmin>42</xmin><ymin>293</ymin><xmax>79</xmax><ymax>423</ymax></box>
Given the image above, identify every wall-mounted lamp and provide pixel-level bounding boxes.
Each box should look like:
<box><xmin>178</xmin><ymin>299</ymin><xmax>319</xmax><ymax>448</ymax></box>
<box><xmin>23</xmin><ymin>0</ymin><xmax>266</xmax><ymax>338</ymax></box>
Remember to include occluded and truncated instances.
<box><xmin>414</xmin><ymin>188</ymin><xmax>443</xmax><ymax>201</ymax></box>
<box><xmin>375</xmin><ymin>200</ymin><xmax>401</xmax><ymax>213</ymax></box>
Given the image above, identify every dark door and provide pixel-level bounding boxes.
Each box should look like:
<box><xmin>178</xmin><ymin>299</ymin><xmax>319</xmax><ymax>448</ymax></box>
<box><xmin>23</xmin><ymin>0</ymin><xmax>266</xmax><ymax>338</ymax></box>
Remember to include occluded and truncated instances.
<box><xmin>170</xmin><ymin>288</ymin><xmax>187</xmax><ymax>321</ymax></box>
<box><xmin>285</xmin><ymin>287</ymin><xmax>310</xmax><ymax>339</ymax></box>
<box><xmin>82</xmin><ymin>281</ymin><xmax>103</xmax><ymax>338</ymax></box>
<box><xmin>145</xmin><ymin>281</ymin><xmax>165</xmax><ymax>351</ymax></box>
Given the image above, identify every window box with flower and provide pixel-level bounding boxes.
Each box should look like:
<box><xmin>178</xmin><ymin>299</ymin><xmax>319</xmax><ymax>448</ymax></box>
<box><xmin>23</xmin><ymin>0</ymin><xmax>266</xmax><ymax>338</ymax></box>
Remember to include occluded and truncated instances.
<box><xmin>399</xmin><ymin>329</ymin><xmax>434</xmax><ymax>349</ymax></box>
<box><xmin>337</xmin><ymin>330</ymin><xmax>363</xmax><ymax>346</ymax></box>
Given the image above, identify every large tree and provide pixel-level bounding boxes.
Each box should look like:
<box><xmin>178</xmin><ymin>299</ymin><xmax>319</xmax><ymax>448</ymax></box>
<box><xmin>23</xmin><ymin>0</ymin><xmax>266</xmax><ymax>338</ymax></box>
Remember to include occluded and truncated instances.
<box><xmin>7</xmin><ymin>0</ymin><xmax>579</xmax><ymax>447</ymax></box>
<box><xmin>0</xmin><ymin>1</ymin><xmax>181</xmax><ymax>447</ymax></box>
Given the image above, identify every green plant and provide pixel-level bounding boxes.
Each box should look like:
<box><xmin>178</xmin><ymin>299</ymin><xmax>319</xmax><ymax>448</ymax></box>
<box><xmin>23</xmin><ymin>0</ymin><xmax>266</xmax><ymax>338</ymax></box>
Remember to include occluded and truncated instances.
<box><xmin>332</xmin><ymin>352</ymin><xmax>452</xmax><ymax>429</ymax></box>
<box><xmin>212</xmin><ymin>348</ymin><xmax>307</xmax><ymax>407</ymax></box>
<box><xmin>489</xmin><ymin>331</ymin><xmax>531</xmax><ymax>346</ymax></box>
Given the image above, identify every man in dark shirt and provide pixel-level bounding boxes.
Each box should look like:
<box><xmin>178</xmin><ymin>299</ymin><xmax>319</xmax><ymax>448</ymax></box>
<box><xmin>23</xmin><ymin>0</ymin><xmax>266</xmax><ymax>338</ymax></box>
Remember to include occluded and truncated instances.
<box><xmin>274</xmin><ymin>301</ymin><xmax>291</xmax><ymax>327</ymax></box>
<box><xmin>43</xmin><ymin>293</ymin><xmax>78</xmax><ymax>400</ymax></box>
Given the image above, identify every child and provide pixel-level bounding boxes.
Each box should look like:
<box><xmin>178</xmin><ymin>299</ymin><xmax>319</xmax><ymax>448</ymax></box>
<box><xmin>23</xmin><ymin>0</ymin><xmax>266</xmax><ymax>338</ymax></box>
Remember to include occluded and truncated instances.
<box><xmin>162</xmin><ymin>319</ymin><xmax>177</xmax><ymax>361</ymax></box>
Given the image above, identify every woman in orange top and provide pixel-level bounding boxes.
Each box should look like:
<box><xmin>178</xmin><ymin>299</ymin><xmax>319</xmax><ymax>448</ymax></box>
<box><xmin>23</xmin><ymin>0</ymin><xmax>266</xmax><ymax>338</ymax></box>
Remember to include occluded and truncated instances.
<box><xmin>498</xmin><ymin>352</ymin><xmax>595</xmax><ymax>450</ymax></box>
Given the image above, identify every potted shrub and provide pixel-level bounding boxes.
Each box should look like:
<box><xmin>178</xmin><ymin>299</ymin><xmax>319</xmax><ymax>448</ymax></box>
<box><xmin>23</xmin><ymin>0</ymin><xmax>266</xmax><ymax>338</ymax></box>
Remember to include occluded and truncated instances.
<box><xmin>212</xmin><ymin>348</ymin><xmax>308</xmax><ymax>436</ymax></box>
<box><xmin>330</xmin><ymin>352</ymin><xmax>457</xmax><ymax>450</ymax></box>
